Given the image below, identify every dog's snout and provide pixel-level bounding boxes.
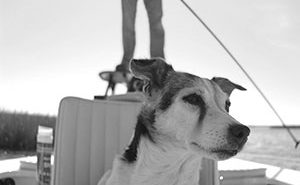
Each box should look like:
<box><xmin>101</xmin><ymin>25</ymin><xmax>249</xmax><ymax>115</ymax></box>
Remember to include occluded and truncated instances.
<box><xmin>229</xmin><ymin>124</ymin><xmax>250</xmax><ymax>142</ymax></box>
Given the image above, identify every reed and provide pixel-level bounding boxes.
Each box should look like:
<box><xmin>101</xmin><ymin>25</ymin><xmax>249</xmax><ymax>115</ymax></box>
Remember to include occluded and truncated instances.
<box><xmin>0</xmin><ymin>110</ymin><xmax>56</xmax><ymax>151</ymax></box>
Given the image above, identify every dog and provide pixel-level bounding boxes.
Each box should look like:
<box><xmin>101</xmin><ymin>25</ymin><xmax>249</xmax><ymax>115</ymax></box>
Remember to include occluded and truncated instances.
<box><xmin>98</xmin><ymin>58</ymin><xmax>250</xmax><ymax>185</ymax></box>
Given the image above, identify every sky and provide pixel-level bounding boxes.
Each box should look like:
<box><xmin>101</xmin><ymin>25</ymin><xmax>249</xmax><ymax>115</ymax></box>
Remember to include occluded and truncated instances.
<box><xmin>0</xmin><ymin>0</ymin><xmax>300</xmax><ymax>126</ymax></box>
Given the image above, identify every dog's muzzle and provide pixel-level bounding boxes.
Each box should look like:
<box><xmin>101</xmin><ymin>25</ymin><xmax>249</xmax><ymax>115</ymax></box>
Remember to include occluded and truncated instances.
<box><xmin>210</xmin><ymin>124</ymin><xmax>250</xmax><ymax>159</ymax></box>
<box><xmin>189</xmin><ymin>124</ymin><xmax>250</xmax><ymax>160</ymax></box>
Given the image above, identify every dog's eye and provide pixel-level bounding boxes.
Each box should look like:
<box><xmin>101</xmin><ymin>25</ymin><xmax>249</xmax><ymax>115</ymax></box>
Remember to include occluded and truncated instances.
<box><xmin>225</xmin><ymin>100</ymin><xmax>231</xmax><ymax>112</ymax></box>
<box><xmin>183</xmin><ymin>93</ymin><xmax>204</xmax><ymax>106</ymax></box>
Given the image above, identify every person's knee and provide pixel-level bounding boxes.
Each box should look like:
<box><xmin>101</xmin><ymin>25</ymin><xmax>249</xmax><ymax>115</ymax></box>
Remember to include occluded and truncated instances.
<box><xmin>148</xmin><ymin>11</ymin><xmax>163</xmax><ymax>26</ymax></box>
<box><xmin>123</xmin><ymin>27</ymin><xmax>135</xmax><ymax>39</ymax></box>
<box><xmin>123</xmin><ymin>13</ymin><xmax>136</xmax><ymax>27</ymax></box>
<box><xmin>150</xmin><ymin>22</ymin><xmax>164</xmax><ymax>37</ymax></box>
<box><xmin>123</xmin><ymin>18</ymin><xmax>135</xmax><ymax>33</ymax></box>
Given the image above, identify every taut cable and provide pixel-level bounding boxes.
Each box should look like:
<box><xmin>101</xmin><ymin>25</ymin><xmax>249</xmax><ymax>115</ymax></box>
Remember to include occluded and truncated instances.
<box><xmin>180</xmin><ymin>0</ymin><xmax>299</xmax><ymax>148</ymax></box>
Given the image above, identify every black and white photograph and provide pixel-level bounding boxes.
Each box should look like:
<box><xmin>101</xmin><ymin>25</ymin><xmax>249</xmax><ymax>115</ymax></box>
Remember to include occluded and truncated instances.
<box><xmin>1</xmin><ymin>0</ymin><xmax>300</xmax><ymax>185</ymax></box>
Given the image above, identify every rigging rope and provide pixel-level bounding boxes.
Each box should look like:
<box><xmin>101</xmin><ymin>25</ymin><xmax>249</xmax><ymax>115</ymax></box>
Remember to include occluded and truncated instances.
<box><xmin>180</xmin><ymin>0</ymin><xmax>300</xmax><ymax>148</ymax></box>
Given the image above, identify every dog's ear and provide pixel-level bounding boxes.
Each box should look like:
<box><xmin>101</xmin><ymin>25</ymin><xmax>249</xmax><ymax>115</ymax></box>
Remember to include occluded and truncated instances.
<box><xmin>130</xmin><ymin>58</ymin><xmax>174</xmax><ymax>95</ymax></box>
<box><xmin>212</xmin><ymin>77</ymin><xmax>246</xmax><ymax>96</ymax></box>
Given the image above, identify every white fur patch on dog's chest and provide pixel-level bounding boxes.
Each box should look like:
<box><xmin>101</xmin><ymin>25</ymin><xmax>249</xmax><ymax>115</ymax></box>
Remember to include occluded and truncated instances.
<box><xmin>106</xmin><ymin>148</ymin><xmax>203</xmax><ymax>185</ymax></box>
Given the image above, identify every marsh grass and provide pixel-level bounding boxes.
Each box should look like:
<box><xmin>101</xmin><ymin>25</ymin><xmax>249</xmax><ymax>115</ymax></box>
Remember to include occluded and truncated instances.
<box><xmin>0</xmin><ymin>110</ymin><xmax>56</xmax><ymax>159</ymax></box>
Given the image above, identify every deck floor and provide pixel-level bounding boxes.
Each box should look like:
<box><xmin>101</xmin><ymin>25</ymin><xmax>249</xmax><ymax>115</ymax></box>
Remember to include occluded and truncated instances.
<box><xmin>1</xmin><ymin>156</ymin><xmax>299</xmax><ymax>185</ymax></box>
<box><xmin>219</xmin><ymin>158</ymin><xmax>300</xmax><ymax>185</ymax></box>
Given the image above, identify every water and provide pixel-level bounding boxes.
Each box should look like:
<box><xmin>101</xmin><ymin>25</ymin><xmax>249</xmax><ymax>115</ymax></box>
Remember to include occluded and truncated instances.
<box><xmin>236</xmin><ymin>126</ymin><xmax>300</xmax><ymax>171</ymax></box>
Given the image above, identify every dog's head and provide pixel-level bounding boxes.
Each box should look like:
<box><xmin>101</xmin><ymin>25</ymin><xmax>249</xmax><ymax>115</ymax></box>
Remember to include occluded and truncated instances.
<box><xmin>130</xmin><ymin>58</ymin><xmax>250</xmax><ymax>160</ymax></box>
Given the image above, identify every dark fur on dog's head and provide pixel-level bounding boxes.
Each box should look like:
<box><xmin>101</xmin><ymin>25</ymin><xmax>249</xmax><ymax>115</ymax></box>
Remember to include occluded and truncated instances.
<box><xmin>122</xmin><ymin>58</ymin><xmax>249</xmax><ymax>162</ymax></box>
<box><xmin>130</xmin><ymin>58</ymin><xmax>174</xmax><ymax>100</ymax></box>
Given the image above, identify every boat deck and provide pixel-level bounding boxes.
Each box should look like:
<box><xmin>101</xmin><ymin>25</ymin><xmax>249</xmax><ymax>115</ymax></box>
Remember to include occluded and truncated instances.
<box><xmin>1</xmin><ymin>156</ymin><xmax>299</xmax><ymax>185</ymax></box>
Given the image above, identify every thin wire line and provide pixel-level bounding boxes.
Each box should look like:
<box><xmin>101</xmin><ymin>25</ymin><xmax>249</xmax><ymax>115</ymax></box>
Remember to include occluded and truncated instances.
<box><xmin>180</xmin><ymin>0</ymin><xmax>299</xmax><ymax>148</ymax></box>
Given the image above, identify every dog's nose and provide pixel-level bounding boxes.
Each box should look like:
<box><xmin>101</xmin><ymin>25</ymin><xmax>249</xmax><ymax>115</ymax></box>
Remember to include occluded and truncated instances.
<box><xmin>229</xmin><ymin>124</ymin><xmax>250</xmax><ymax>143</ymax></box>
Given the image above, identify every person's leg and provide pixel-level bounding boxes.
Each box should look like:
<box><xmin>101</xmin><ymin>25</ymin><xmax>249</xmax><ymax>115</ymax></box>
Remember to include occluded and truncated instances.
<box><xmin>121</xmin><ymin>0</ymin><xmax>138</xmax><ymax>71</ymax></box>
<box><xmin>144</xmin><ymin>0</ymin><xmax>165</xmax><ymax>59</ymax></box>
